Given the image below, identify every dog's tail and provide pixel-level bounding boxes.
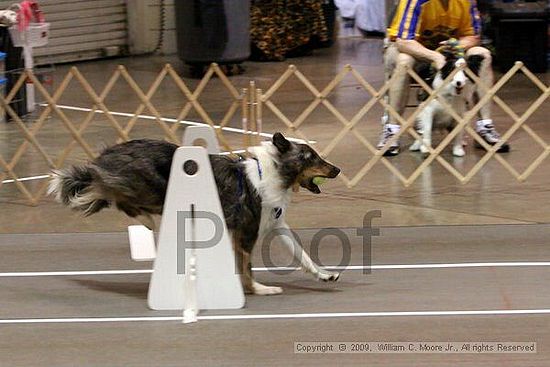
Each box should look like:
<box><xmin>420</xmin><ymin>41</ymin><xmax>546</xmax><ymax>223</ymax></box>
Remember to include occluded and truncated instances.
<box><xmin>48</xmin><ymin>165</ymin><xmax>110</xmax><ymax>216</ymax></box>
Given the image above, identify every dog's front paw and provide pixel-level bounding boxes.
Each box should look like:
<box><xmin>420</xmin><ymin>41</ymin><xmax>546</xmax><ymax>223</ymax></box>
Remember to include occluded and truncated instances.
<box><xmin>409</xmin><ymin>140</ymin><xmax>422</xmax><ymax>151</ymax></box>
<box><xmin>316</xmin><ymin>269</ymin><xmax>340</xmax><ymax>282</ymax></box>
<box><xmin>420</xmin><ymin>144</ymin><xmax>430</xmax><ymax>155</ymax></box>
<box><xmin>452</xmin><ymin>146</ymin><xmax>465</xmax><ymax>157</ymax></box>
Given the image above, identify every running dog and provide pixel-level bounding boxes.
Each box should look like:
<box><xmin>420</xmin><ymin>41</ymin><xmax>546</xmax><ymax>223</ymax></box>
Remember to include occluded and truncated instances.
<box><xmin>410</xmin><ymin>50</ymin><xmax>484</xmax><ymax>157</ymax></box>
<box><xmin>49</xmin><ymin>133</ymin><xmax>341</xmax><ymax>295</ymax></box>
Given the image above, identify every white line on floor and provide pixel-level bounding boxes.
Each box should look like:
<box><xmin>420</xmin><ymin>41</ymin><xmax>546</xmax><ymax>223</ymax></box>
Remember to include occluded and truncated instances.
<box><xmin>0</xmin><ymin>269</ymin><xmax>153</xmax><ymax>277</ymax></box>
<box><xmin>1</xmin><ymin>174</ymin><xmax>51</xmax><ymax>184</ymax></box>
<box><xmin>40</xmin><ymin>103</ymin><xmax>315</xmax><ymax>144</ymax></box>
<box><xmin>199</xmin><ymin>309</ymin><xmax>550</xmax><ymax>321</ymax></box>
<box><xmin>5</xmin><ymin>100</ymin><xmax>311</xmax><ymax>185</ymax></box>
<box><xmin>1</xmin><ymin>309</ymin><xmax>550</xmax><ymax>324</ymax></box>
<box><xmin>2</xmin><ymin>262</ymin><xmax>550</xmax><ymax>278</ymax></box>
<box><xmin>0</xmin><ymin>150</ymin><xmax>245</xmax><ymax>184</ymax></box>
<box><xmin>316</xmin><ymin>262</ymin><xmax>550</xmax><ymax>270</ymax></box>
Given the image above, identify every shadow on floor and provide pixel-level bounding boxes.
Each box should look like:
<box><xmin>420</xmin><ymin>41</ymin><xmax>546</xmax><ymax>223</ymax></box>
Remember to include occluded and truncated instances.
<box><xmin>70</xmin><ymin>279</ymin><xmax>148</xmax><ymax>300</ymax></box>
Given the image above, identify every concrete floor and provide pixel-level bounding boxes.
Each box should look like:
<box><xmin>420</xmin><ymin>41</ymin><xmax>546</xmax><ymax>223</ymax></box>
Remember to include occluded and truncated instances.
<box><xmin>1</xmin><ymin>225</ymin><xmax>550</xmax><ymax>366</ymax></box>
<box><xmin>0</xmin><ymin>38</ymin><xmax>549</xmax><ymax>366</ymax></box>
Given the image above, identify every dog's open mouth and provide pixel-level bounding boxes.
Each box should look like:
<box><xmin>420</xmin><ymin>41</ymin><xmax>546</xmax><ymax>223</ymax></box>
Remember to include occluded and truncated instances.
<box><xmin>301</xmin><ymin>167</ymin><xmax>341</xmax><ymax>194</ymax></box>
<box><xmin>305</xmin><ymin>177</ymin><xmax>323</xmax><ymax>194</ymax></box>
<box><xmin>455</xmin><ymin>86</ymin><xmax>463</xmax><ymax>95</ymax></box>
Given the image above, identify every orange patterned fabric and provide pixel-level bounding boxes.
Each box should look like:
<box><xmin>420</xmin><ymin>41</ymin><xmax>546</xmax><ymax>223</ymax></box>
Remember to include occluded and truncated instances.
<box><xmin>250</xmin><ymin>0</ymin><xmax>328</xmax><ymax>61</ymax></box>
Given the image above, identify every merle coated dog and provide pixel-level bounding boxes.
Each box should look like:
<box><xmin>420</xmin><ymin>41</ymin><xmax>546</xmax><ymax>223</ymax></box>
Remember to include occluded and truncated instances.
<box><xmin>49</xmin><ymin>133</ymin><xmax>341</xmax><ymax>295</ymax></box>
<box><xmin>410</xmin><ymin>51</ymin><xmax>485</xmax><ymax>157</ymax></box>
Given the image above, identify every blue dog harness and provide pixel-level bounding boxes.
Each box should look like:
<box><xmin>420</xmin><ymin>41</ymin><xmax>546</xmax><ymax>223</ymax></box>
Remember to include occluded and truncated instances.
<box><xmin>236</xmin><ymin>155</ymin><xmax>262</xmax><ymax>196</ymax></box>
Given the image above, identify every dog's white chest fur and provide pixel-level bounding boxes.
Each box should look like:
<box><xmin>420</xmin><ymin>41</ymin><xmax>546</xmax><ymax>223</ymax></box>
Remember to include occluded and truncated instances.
<box><xmin>241</xmin><ymin>141</ymin><xmax>340</xmax><ymax>286</ymax></box>
<box><xmin>245</xmin><ymin>143</ymin><xmax>292</xmax><ymax>236</ymax></box>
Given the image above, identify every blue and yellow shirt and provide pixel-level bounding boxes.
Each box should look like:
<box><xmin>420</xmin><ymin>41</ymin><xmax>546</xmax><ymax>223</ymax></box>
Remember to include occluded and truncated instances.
<box><xmin>387</xmin><ymin>0</ymin><xmax>481</xmax><ymax>50</ymax></box>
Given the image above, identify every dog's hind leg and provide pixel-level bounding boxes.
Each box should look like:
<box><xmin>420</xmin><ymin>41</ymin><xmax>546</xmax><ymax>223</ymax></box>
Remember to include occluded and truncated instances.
<box><xmin>278</xmin><ymin>222</ymin><xmax>340</xmax><ymax>282</ymax></box>
<box><xmin>136</xmin><ymin>213</ymin><xmax>156</xmax><ymax>232</ymax></box>
<box><xmin>117</xmin><ymin>202</ymin><xmax>156</xmax><ymax>232</ymax></box>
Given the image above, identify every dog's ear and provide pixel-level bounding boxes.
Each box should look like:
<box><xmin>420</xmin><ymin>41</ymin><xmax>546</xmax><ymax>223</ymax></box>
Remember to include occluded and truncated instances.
<box><xmin>440</xmin><ymin>59</ymin><xmax>456</xmax><ymax>80</ymax></box>
<box><xmin>466</xmin><ymin>54</ymin><xmax>484</xmax><ymax>76</ymax></box>
<box><xmin>437</xmin><ymin>48</ymin><xmax>458</xmax><ymax>79</ymax></box>
<box><xmin>414</xmin><ymin>60</ymin><xmax>434</xmax><ymax>80</ymax></box>
<box><xmin>440</xmin><ymin>47</ymin><xmax>455</xmax><ymax>61</ymax></box>
<box><xmin>414</xmin><ymin>61</ymin><xmax>436</xmax><ymax>98</ymax></box>
<box><xmin>272</xmin><ymin>132</ymin><xmax>291</xmax><ymax>154</ymax></box>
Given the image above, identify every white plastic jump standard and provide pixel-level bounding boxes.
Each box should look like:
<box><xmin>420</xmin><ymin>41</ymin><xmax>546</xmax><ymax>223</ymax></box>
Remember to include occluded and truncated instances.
<box><xmin>181</xmin><ymin>125</ymin><xmax>221</xmax><ymax>154</ymax></box>
<box><xmin>148</xmin><ymin>146</ymin><xmax>245</xmax><ymax>313</ymax></box>
<box><xmin>128</xmin><ymin>126</ymin><xmax>222</xmax><ymax>261</ymax></box>
<box><xmin>127</xmin><ymin>225</ymin><xmax>156</xmax><ymax>261</ymax></box>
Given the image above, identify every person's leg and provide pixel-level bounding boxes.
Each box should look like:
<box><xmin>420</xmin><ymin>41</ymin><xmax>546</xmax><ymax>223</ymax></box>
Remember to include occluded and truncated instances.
<box><xmin>378</xmin><ymin>43</ymin><xmax>415</xmax><ymax>156</ymax></box>
<box><xmin>387</xmin><ymin>46</ymin><xmax>415</xmax><ymax>119</ymax></box>
<box><xmin>466</xmin><ymin>46</ymin><xmax>510</xmax><ymax>152</ymax></box>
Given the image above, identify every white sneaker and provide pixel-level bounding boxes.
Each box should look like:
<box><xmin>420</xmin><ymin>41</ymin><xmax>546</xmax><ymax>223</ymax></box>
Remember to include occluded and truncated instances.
<box><xmin>475</xmin><ymin>119</ymin><xmax>510</xmax><ymax>153</ymax></box>
<box><xmin>377</xmin><ymin>123</ymin><xmax>400</xmax><ymax>156</ymax></box>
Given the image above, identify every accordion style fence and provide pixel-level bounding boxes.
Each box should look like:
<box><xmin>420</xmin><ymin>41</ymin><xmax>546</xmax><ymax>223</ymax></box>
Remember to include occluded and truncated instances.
<box><xmin>0</xmin><ymin>61</ymin><xmax>548</xmax><ymax>205</ymax></box>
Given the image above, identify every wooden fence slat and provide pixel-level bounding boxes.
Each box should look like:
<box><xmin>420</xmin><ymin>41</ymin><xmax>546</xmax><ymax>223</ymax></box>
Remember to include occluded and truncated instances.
<box><xmin>165</xmin><ymin>65</ymin><xmax>234</xmax><ymax>152</ymax></box>
<box><xmin>28</xmin><ymin>71</ymin><xmax>97</xmax><ymax>159</ymax></box>
<box><xmin>2</xmin><ymin>61</ymin><xmax>550</xmax><ymax>206</ymax></box>
<box><xmin>118</xmin><ymin>65</ymin><xmax>168</xmax><ymax>142</ymax></box>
